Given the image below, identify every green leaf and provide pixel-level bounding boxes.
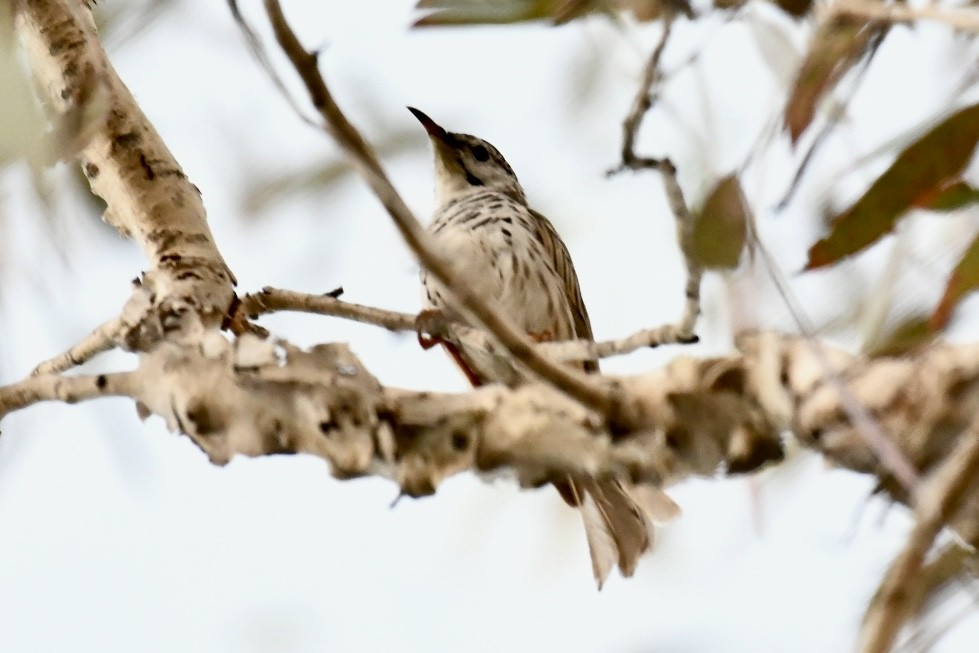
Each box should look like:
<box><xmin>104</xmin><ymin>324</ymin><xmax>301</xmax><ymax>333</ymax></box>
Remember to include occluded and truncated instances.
<box><xmin>920</xmin><ymin>181</ymin><xmax>979</xmax><ymax>213</ymax></box>
<box><xmin>785</xmin><ymin>16</ymin><xmax>882</xmax><ymax>143</ymax></box>
<box><xmin>931</xmin><ymin>234</ymin><xmax>979</xmax><ymax>330</ymax></box>
<box><xmin>805</xmin><ymin>103</ymin><xmax>979</xmax><ymax>270</ymax></box>
<box><xmin>413</xmin><ymin>0</ymin><xmax>551</xmax><ymax>26</ymax></box>
<box><xmin>863</xmin><ymin>315</ymin><xmax>934</xmax><ymax>357</ymax></box>
<box><xmin>413</xmin><ymin>0</ymin><xmax>678</xmax><ymax>27</ymax></box>
<box><xmin>691</xmin><ymin>175</ymin><xmax>749</xmax><ymax>270</ymax></box>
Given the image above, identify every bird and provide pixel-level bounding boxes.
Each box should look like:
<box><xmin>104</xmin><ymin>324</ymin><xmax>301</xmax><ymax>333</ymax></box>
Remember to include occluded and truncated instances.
<box><xmin>409</xmin><ymin>107</ymin><xmax>677</xmax><ymax>586</ymax></box>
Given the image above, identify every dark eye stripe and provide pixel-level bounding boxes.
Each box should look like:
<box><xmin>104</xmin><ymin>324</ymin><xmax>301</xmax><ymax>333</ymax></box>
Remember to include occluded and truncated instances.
<box><xmin>456</xmin><ymin>156</ymin><xmax>484</xmax><ymax>186</ymax></box>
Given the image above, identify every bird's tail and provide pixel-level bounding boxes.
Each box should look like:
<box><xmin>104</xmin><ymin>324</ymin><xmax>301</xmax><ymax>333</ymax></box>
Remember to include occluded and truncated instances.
<box><xmin>573</xmin><ymin>478</ymin><xmax>680</xmax><ymax>588</ymax></box>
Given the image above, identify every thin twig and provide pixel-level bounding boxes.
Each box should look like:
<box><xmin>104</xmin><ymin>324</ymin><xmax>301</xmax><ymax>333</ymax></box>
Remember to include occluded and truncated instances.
<box><xmin>832</xmin><ymin>0</ymin><xmax>979</xmax><ymax>32</ymax></box>
<box><xmin>239</xmin><ymin>287</ymin><xmax>699</xmax><ymax>361</ymax></box>
<box><xmin>659</xmin><ymin>159</ymin><xmax>701</xmax><ymax>339</ymax></box>
<box><xmin>607</xmin><ymin>20</ymin><xmax>701</xmax><ymax>341</ymax></box>
<box><xmin>226</xmin><ymin>0</ymin><xmax>319</xmax><ymax>128</ymax></box>
<box><xmin>617</xmin><ymin>17</ymin><xmax>674</xmax><ymax>171</ymax></box>
<box><xmin>31</xmin><ymin>315</ymin><xmax>124</xmax><ymax>376</ymax></box>
<box><xmin>242</xmin><ymin>287</ymin><xmax>416</xmax><ymax>332</ymax></box>
<box><xmin>858</xmin><ymin>417</ymin><xmax>979</xmax><ymax>653</ymax></box>
<box><xmin>234</xmin><ymin>1</ymin><xmax>623</xmax><ymax>422</ymax></box>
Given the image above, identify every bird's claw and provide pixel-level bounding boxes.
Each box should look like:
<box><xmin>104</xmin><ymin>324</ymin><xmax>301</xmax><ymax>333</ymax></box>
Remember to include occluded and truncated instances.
<box><xmin>416</xmin><ymin>308</ymin><xmax>449</xmax><ymax>350</ymax></box>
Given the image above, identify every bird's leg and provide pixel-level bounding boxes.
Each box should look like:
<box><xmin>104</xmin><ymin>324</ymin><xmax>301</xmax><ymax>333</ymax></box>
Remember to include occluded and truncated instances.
<box><xmin>415</xmin><ymin>308</ymin><xmax>484</xmax><ymax>387</ymax></box>
<box><xmin>441</xmin><ymin>341</ymin><xmax>484</xmax><ymax>387</ymax></box>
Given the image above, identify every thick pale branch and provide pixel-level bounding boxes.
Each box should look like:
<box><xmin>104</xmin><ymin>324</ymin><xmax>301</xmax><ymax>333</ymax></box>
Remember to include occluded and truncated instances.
<box><xmin>6</xmin><ymin>331</ymin><xmax>977</xmax><ymax>517</ymax></box>
<box><xmin>16</xmin><ymin>0</ymin><xmax>234</xmax><ymax>280</ymax></box>
<box><xmin>14</xmin><ymin>0</ymin><xmax>237</xmax><ymax>368</ymax></box>
<box><xmin>0</xmin><ymin>331</ymin><xmax>787</xmax><ymax>488</ymax></box>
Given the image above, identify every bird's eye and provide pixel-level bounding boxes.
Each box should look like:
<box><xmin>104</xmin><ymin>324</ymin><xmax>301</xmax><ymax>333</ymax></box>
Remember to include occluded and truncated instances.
<box><xmin>472</xmin><ymin>145</ymin><xmax>490</xmax><ymax>162</ymax></box>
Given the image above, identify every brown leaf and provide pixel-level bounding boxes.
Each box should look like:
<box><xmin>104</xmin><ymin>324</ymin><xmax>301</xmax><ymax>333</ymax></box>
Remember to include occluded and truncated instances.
<box><xmin>622</xmin><ymin>0</ymin><xmax>666</xmax><ymax>21</ymax></box>
<box><xmin>785</xmin><ymin>16</ymin><xmax>883</xmax><ymax>143</ymax></box>
<box><xmin>770</xmin><ymin>0</ymin><xmax>812</xmax><ymax>18</ymax></box>
<box><xmin>691</xmin><ymin>175</ymin><xmax>749</xmax><ymax>270</ymax></box>
<box><xmin>806</xmin><ymin>103</ymin><xmax>979</xmax><ymax>270</ymax></box>
<box><xmin>621</xmin><ymin>0</ymin><xmax>693</xmax><ymax>20</ymax></box>
<box><xmin>931</xmin><ymin>234</ymin><xmax>979</xmax><ymax>330</ymax></box>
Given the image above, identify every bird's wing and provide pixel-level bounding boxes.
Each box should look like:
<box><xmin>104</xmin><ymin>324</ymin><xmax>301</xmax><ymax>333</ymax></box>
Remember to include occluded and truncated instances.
<box><xmin>528</xmin><ymin>208</ymin><xmax>598</xmax><ymax>372</ymax></box>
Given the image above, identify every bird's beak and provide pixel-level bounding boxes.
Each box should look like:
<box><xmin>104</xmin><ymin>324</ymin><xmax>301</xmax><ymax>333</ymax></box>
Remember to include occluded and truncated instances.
<box><xmin>408</xmin><ymin>106</ymin><xmax>451</xmax><ymax>144</ymax></box>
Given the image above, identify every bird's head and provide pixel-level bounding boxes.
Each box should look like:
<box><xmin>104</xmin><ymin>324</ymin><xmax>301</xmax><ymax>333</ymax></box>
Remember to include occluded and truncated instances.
<box><xmin>409</xmin><ymin>107</ymin><xmax>526</xmax><ymax>207</ymax></box>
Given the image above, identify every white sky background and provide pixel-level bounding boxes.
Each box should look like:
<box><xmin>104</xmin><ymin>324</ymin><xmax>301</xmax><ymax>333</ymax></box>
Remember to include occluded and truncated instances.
<box><xmin>2</xmin><ymin>1</ymin><xmax>979</xmax><ymax>651</ymax></box>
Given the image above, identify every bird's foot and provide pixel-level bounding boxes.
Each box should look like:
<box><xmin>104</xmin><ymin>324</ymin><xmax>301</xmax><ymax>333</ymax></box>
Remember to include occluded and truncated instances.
<box><xmin>415</xmin><ymin>308</ymin><xmax>450</xmax><ymax>350</ymax></box>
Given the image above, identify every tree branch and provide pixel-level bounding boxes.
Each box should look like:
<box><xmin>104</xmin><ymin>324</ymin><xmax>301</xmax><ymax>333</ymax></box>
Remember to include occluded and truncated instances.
<box><xmin>14</xmin><ymin>0</ymin><xmax>237</xmax><ymax>370</ymax></box>
<box><xmin>239</xmin><ymin>287</ymin><xmax>703</xmax><ymax>364</ymax></box>
<box><xmin>607</xmin><ymin>20</ymin><xmax>703</xmax><ymax>343</ymax></box>
<box><xmin>858</xmin><ymin>414</ymin><xmax>979</xmax><ymax>653</ymax></box>
<box><xmin>4</xmin><ymin>331</ymin><xmax>976</xmax><ymax>519</ymax></box>
<box><xmin>833</xmin><ymin>0</ymin><xmax>979</xmax><ymax>32</ymax></box>
<box><xmin>616</xmin><ymin>17</ymin><xmax>674</xmax><ymax>173</ymax></box>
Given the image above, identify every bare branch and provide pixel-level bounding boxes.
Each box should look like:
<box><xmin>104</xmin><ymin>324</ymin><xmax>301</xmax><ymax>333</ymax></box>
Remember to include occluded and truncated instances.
<box><xmin>242</xmin><ymin>287</ymin><xmax>416</xmax><ymax>332</ymax></box>
<box><xmin>5</xmin><ymin>331</ymin><xmax>976</xmax><ymax>523</ymax></box>
<box><xmin>541</xmin><ymin>323</ymin><xmax>699</xmax><ymax>361</ymax></box>
<box><xmin>239</xmin><ymin>287</ymin><xmax>700</xmax><ymax>364</ymax></box>
<box><xmin>617</xmin><ymin>17</ymin><xmax>674</xmax><ymax>172</ymax></box>
<box><xmin>832</xmin><ymin>0</ymin><xmax>979</xmax><ymax>32</ymax></box>
<box><xmin>858</xmin><ymin>416</ymin><xmax>979</xmax><ymax>653</ymax></box>
<box><xmin>13</xmin><ymin>0</ymin><xmax>237</xmax><ymax>370</ymax></box>
<box><xmin>31</xmin><ymin>315</ymin><xmax>125</xmax><ymax>376</ymax></box>
<box><xmin>1</xmin><ymin>331</ymin><xmax>787</xmax><ymax>489</ymax></box>
<box><xmin>607</xmin><ymin>22</ymin><xmax>702</xmax><ymax>342</ymax></box>
<box><xmin>659</xmin><ymin>159</ymin><xmax>702</xmax><ymax>339</ymax></box>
